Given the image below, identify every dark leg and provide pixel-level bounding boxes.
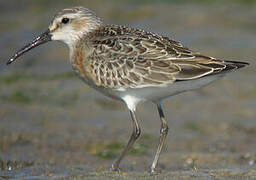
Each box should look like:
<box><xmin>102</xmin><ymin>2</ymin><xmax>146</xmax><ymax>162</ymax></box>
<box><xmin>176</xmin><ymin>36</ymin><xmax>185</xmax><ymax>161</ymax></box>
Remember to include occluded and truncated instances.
<box><xmin>151</xmin><ymin>102</ymin><xmax>169</xmax><ymax>173</ymax></box>
<box><xmin>111</xmin><ymin>109</ymin><xmax>141</xmax><ymax>171</ymax></box>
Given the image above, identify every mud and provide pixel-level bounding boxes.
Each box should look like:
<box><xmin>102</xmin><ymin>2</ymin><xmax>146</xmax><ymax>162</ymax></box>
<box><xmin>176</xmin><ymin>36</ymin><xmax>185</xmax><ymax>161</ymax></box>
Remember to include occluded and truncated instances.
<box><xmin>0</xmin><ymin>0</ymin><xmax>255</xmax><ymax>179</ymax></box>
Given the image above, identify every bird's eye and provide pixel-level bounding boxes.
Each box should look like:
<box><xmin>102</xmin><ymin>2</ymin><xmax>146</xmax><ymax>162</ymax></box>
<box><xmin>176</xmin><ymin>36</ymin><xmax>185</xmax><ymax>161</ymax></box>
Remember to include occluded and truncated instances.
<box><xmin>61</xmin><ymin>18</ymin><xmax>70</xmax><ymax>24</ymax></box>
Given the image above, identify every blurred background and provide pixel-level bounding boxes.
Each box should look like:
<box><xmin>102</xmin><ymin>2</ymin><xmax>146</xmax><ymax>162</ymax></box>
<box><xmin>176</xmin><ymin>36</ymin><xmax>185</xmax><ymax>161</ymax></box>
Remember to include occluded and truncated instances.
<box><xmin>0</xmin><ymin>0</ymin><xmax>255</xmax><ymax>179</ymax></box>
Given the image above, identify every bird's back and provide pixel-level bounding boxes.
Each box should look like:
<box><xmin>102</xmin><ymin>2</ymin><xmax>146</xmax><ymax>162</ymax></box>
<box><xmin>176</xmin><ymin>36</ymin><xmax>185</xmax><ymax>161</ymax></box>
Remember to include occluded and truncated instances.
<box><xmin>72</xmin><ymin>25</ymin><xmax>249</xmax><ymax>92</ymax></box>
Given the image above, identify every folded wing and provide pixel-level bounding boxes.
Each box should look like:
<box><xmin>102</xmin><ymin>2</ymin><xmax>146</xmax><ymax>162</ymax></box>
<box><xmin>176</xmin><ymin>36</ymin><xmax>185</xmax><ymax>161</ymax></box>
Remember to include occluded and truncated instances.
<box><xmin>87</xmin><ymin>25</ymin><xmax>248</xmax><ymax>89</ymax></box>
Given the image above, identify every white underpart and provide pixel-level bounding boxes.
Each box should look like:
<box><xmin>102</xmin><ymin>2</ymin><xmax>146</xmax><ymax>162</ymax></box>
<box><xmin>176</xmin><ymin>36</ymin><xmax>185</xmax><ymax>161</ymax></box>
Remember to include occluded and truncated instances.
<box><xmin>122</xmin><ymin>95</ymin><xmax>143</xmax><ymax>111</ymax></box>
<box><xmin>114</xmin><ymin>74</ymin><xmax>224</xmax><ymax>110</ymax></box>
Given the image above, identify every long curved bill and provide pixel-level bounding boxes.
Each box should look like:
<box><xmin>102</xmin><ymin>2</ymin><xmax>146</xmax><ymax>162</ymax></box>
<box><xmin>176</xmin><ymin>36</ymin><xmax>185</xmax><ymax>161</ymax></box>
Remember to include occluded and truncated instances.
<box><xmin>6</xmin><ymin>29</ymin><xmax>52</xmax><ymax>65</ymax></box>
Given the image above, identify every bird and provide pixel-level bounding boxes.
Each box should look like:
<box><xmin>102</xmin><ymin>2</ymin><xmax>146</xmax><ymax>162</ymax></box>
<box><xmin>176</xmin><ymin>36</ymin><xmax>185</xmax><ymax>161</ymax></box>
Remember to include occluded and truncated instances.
<box><xmin>6</xmin><ymin>7</ymin><xmax>249</xmax><ymax>173</ymax></box>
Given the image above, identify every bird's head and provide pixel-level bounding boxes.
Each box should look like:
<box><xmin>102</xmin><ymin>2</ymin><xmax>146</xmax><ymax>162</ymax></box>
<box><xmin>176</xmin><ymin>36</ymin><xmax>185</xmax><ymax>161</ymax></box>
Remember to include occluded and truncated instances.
<box><xmin>49</xmin><ymin>7</ymin><xmax>102</xmax><ymax>46</ymax></box>
<box><xmin>6</xmin><ymin>7</ymin><xmax>102</xmax><ymax>65</ymax></box>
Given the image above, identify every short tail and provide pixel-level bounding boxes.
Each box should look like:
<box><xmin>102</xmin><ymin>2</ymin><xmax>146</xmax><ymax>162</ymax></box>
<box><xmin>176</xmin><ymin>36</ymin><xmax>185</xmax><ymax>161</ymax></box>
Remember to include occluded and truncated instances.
<box><xmin>223</xmin><ymin>60</ymin><xmax>249</xmax><ymax>71</ymax></box>
<box><xmin>207</xmin><ymin>60</ymin><xmax>250</xmax><ymax>76</ymax></box>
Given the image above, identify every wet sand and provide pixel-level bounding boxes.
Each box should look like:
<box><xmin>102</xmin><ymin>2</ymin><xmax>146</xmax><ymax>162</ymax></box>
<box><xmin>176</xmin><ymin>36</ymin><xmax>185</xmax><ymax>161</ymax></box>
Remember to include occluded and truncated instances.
<box><xmin>0</xmin><ymin>0</ymin><xmax>256</xmax><ymax>179</ymax></box>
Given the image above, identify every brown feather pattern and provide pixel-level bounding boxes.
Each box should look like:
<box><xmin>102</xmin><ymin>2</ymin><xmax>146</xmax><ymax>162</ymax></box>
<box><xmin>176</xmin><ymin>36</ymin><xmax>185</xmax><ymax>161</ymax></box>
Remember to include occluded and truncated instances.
<box><xmin>72</xmin><ymin>25</ymin><xmax>248</xmax><ymax>89</ymax></box>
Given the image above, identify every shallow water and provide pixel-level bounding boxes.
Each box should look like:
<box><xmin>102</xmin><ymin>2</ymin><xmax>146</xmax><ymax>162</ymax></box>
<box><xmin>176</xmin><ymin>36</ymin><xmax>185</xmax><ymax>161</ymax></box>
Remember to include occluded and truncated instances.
<box><xmin>0</xmin><ymin>0</ymin><xmax>256</xmax><ymax>179</ymax></box>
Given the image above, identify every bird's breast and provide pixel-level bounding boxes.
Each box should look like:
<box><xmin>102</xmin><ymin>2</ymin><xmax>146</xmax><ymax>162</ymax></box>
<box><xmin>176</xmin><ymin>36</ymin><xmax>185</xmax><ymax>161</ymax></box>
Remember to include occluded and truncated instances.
<box><xmin>71</xmin><ymin>47</ymin><xmax>100</xmax><ymax>87</ymax></box>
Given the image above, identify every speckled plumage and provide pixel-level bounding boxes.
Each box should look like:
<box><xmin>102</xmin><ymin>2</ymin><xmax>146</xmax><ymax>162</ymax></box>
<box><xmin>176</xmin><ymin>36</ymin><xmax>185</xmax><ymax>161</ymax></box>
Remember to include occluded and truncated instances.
<box><xmin>71</xmin><ymin>24</ymin><xmax>247</xmax><ymax>91</ymax></box>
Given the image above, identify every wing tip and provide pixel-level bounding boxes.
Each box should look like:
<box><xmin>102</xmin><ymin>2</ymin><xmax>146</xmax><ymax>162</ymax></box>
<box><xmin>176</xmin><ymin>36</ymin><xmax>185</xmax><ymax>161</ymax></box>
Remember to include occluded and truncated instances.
<box><xmin>224</xmin><ymin>60</ymin><xmax>250</xmax><ymax>69</ymax></box>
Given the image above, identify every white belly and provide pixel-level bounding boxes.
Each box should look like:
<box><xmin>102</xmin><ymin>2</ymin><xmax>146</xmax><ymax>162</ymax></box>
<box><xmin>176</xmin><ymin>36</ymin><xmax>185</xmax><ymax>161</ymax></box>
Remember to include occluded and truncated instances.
<box><xmin>87</xmin><ymin>74</ymin><xmax>224</xmax><ymax>110</ymax></box>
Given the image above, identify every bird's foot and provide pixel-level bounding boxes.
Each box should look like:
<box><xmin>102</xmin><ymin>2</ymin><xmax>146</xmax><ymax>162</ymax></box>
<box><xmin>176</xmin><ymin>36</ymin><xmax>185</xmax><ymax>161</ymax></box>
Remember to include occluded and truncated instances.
<box><xmin>149</xmin><ymin>166</ymin><xmax>162</xmax><ymax>174</ymax></box>
<box><xmin>110</xmin><ymin>164</ymin><xmax>121</xmax><ymax>173</ymax></box>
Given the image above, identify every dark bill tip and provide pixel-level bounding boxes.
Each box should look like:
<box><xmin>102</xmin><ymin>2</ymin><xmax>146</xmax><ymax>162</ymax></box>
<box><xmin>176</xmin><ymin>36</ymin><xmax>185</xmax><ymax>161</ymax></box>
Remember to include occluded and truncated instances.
<box><xmin>6</xmin><ymin>58</ymin><xmax>14</xmax><ymax>65</ymax></box>
<box><xmin>6</xmin><ymin>29</ymin><xmax>51</xmax><ymax>65</ymax></box>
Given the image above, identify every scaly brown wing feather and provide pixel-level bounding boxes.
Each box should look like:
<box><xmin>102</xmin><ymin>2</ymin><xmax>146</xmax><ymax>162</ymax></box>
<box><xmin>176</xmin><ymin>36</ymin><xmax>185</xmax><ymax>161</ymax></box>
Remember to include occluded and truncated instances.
<box><xmin>85</xmin><ymin>25</ymin><xmax>243</xmax><ymax>89</ymax></box>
